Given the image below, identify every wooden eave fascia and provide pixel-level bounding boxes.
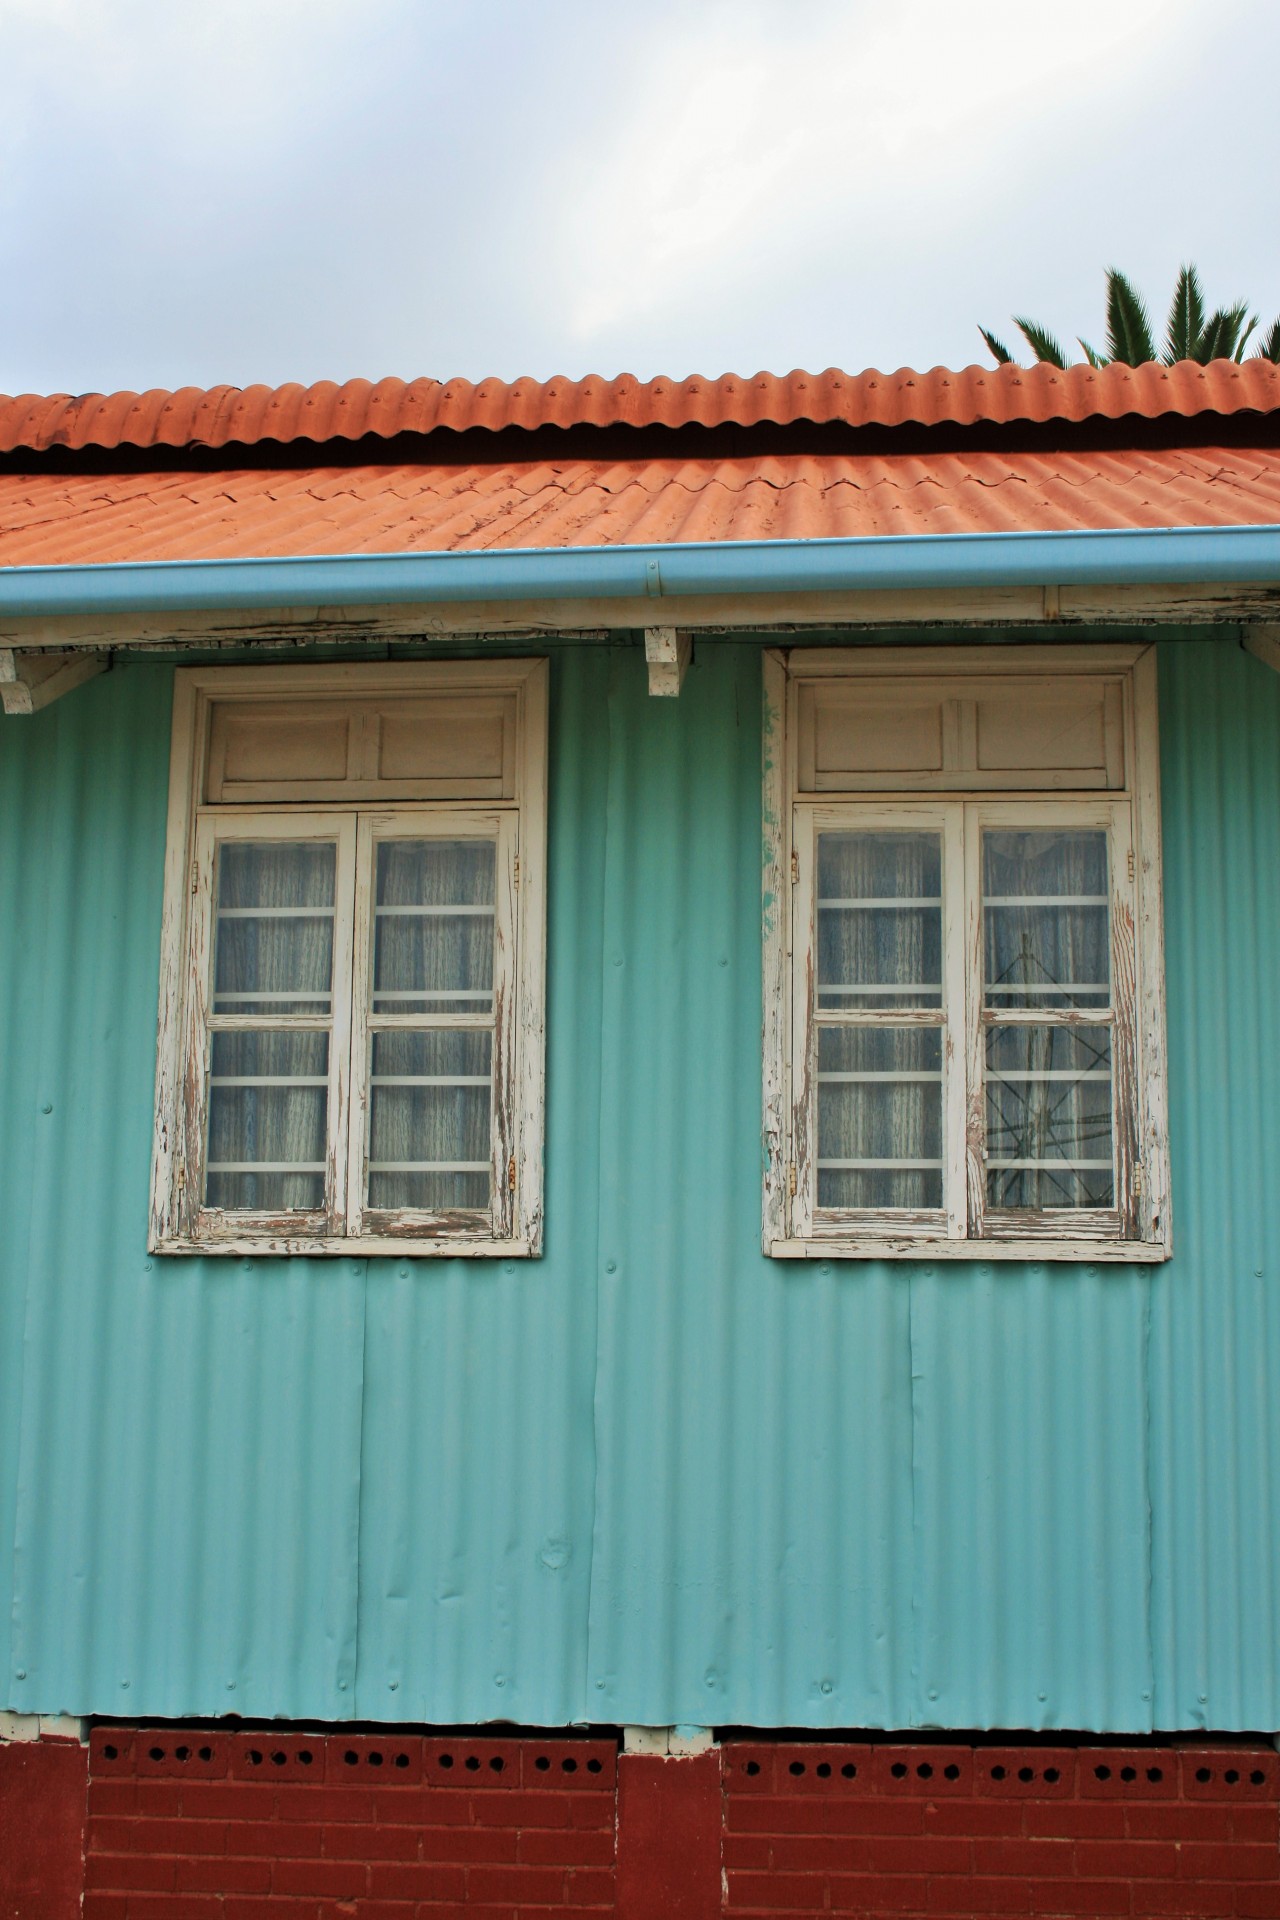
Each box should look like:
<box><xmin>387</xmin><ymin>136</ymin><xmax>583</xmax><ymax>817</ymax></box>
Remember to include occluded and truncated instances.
<box><xmin>4</xmin><ymin>580</ymin><xmax>1280</xmax><ymax>660</ymax></box>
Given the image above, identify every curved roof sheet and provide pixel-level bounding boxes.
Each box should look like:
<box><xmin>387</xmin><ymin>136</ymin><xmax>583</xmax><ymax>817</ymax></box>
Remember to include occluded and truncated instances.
<box><xmin>2</xmin><ymin>360</ymin><xmax>1279</xmax><ymax>454</ymax></box>
<box><xmin>2</xmin><ymin>446</ymin><xmax>1277</xmax><ymax>568</ymax></box>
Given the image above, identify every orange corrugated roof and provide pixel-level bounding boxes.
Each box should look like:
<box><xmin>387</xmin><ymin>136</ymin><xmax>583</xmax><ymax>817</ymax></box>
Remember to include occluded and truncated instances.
<box><xmin>3</xmin><ymin>447</ymin><xmax>1277</xmax><ymax>567</ymax></box>
<box><xmin>3</xmin><ymin>360</ymin><xmax>1279</xmax><ymax>454</ymax></box>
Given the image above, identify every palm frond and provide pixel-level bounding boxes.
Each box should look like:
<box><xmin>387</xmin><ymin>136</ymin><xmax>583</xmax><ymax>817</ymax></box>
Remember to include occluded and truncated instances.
<box><xmin>979</xmin><ymin>326</ymin><xmax>1016</xmax><ymax>365</ymax></box>
<box><xmin>1164</xmin><ymin>263</ymin><xmax>1204</xmax><ymax>363</ymax></box>
<box><xmin>1233</xmin><ymin>312</ymin><xmax>1259</xmax><ymax>362</ymax></box>
<box><xmin>1251</xmin><ymin>316</ymin><xmax>1280</xmax><ymax>362</ymax></box>
<box><xmin>1198</xmin><ymin>300</ymin><xmax>1255</xmax><ymax>362</ymax></box>
<box><xmin>1105</xmin><ymin>268</ymin><xmax>1157</xmax><ymax>365</ymax></box>
<box><xmin>1078</xmin><ymin>338</ymin><xmax>1108</xmax><ymax>369</ymax></box>
<box><xmin>1013</xmin><ymin>316</ymin><xmax>1070</xmax><ymax>368</ymax></box>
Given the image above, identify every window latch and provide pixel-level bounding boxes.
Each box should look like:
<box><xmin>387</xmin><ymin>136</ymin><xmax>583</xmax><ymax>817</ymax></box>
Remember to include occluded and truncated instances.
<box><xmin>790</xmin><ymin>848</ymin><xmax>799</xmax><ymax>884</ymax></box>
<box><xmin>508</xmin><ymin>1156</ymin><xmax>517</xmax><ymax>1193</ymax></box>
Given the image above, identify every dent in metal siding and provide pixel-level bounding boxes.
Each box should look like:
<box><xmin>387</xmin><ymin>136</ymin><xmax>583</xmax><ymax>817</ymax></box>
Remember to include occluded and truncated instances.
<box><xmin>1149</xmin><ymin>639</ymin><xmax>1280</xmax><ymax>1729</ymax></box>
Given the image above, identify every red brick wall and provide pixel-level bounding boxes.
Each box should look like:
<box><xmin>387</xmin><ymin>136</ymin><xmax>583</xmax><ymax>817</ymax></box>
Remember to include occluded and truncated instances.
<box><xmin>84</xmin><ymin>1729</ymin><xmax>616</xmax><ymax>1918</ymax></box>
<box><xmin>722</xmin><ymin>1740</ymin><xmax>1280</xmax><ymax>1919</ymax></box>
<box><xmin>5</xmin><ymin>1727</ymin><xmax>1275</xmax><ymax>1916</ymax></box>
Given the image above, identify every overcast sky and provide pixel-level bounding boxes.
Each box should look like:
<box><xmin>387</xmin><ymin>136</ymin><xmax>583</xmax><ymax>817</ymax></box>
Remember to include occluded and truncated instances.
<box><xmin>1</xmin><ymin>0</ymin><xmax>1278</xmax><ymax>398</ymax></box>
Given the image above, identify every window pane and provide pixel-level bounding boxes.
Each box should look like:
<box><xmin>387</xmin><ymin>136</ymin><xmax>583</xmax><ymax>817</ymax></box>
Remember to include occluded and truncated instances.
<box><xmin>816</xmin><ymin>832</ymin><xmax>943</xmax><ymax>1009</ymax></box>
<box><xmin>213</xmin><ymin>841</ymin><xmax>335</xmax><ymax>1015</ymax></box>
<box><xmin>986</xmin><ymin>1024</ymin><xmax>1114</xmax><ymax>1208</ymax></box>
<box><xmin>983</xmin><ymin>829</ymin><xmax>1109</xmax><ymax>1010</ymax></box>
<box><xmin>373</xmin><ymin>840</ymin><xmax>496</xmax><ymax>1016</ymax></box>
<box><xmin>817</xmin><ymin>1026</ymin><xmax>943</xmax><ymax>1209</ymax></box>
<box><xmin>367</xmin><ymin>1029</ymin><xmax>492</xmax><ymax>1212</ymax></box>
<box><xmin>205</xmin><ymin>1030</ymin><xmax>328</xmax><ymax>1211</ymax></box>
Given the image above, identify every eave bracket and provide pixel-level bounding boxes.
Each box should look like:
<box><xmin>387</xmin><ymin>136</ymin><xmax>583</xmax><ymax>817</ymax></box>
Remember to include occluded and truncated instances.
<box><xmin>644</xmin><ymin>626</ymin><xmax>691</xmax><ymax>696</ymax></box>
<box><xmin>0</xmin><ymin>648</ymin><xmax>107</xmax><ymax>715</ymax></box>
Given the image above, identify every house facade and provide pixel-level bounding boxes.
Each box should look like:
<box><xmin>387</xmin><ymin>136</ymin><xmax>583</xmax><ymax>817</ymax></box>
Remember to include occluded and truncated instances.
<box><xmin>1</xmin><ymin>362</ymin><xmax>1278</xmax><ymax>1917</ymax></box>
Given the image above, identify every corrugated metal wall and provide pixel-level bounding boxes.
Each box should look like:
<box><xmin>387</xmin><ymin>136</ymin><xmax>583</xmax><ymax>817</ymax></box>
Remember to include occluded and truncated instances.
<box><xmin>0</xmin><ymin>636</ymin><xmax>1276</xmax><ymax>1731</ymax></box>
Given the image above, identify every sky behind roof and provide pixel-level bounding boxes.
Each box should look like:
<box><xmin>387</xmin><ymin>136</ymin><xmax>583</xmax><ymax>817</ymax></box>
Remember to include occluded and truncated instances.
<box><xmin>2</xmin><ymin>0</ymin><xmax>1278</xmax><ymax>397</ymax></box>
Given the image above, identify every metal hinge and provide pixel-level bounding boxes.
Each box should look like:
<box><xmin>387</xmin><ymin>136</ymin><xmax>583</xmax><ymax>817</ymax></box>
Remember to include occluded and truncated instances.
<box><xmin>191</xmin><ymin>860</ymin><xmax>199</xmax><ymax>896</ymax></box>
<box><xmin>508</xmin><ymin>1156</ymin><xmax>517</xmax><ymax>1193</ymax></box>
<box><xmin>790</xmin><ymin>848</ymin><xmax>799</xmax><ymax>885</ymax></box>
<box><xmin>1127</xmin><ymin>848</ymin><xmax>1136</xmax><ymax>883</ymax></box>
<box><xmin>514</xmin><ymin>856</ymin><xmax>520</xmax><ymax>888</ymax></box>
<box><xmin>1134</xmin><ymin>1161</ymin><xmax>1144</xmax><ymax>1195</ymax></box>
<box><xmin>788</xmin><ymin>1163</ymin><xmax>797</xmax><ymax>1198</ymax></box>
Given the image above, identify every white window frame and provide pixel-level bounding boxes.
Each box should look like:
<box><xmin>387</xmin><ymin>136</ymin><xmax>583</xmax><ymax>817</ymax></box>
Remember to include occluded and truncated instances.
<box><xmin>763</xmin><ymin>643</ymin><xmax>1170</xmax><ymax>1262</ymax></box>
<box><xmin>150</xmin><ymin>661</ymin><xmax>547</xmax><ymax>1257</ymax></box>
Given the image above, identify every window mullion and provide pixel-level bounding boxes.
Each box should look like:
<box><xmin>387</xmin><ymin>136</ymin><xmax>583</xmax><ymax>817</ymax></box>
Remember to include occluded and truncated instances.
<box><xmin>942</xmin><ymin>804</ymin><xmax>969</xmax><ymax>1239</ymax></box>
<box><xmin>343</xmin><ymin>812</ymin><xmax>375</xmax><ymax>1239</ymax></box>
<box><xmin>327</xmin><ymin>815</ymin><xmax>360</xmax><ymax>1240</ymax></box>
<box><xmin>962</xmin><ymin>802</ymin><xmax>986</xmax><ymax>1240</ymax></box>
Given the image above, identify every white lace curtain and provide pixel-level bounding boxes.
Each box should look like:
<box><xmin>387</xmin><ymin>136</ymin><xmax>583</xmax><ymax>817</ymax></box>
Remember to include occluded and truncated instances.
<box><xmin>205</xmin><ymin>835</ymin><xmax>497</xmax><ymax>1216</ymax></box>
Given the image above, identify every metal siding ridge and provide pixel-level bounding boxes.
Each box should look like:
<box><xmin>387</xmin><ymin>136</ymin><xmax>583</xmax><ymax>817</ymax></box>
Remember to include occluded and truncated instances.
<box><xmin>3</xmin><ymin>524</ymin><xmax>1280</xmax><ymax>616</ymax></box>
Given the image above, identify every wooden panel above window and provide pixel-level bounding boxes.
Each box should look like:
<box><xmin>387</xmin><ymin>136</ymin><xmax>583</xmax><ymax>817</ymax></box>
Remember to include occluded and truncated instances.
<box><xmin>797</xmin><ymin>660</ymin><xmax>1128</xmax><ymax>793</ymax></box>
<box><xmin>206</xmin><ymin>688</ymin><xmax>517</xmax><ymax>803</ymax></box>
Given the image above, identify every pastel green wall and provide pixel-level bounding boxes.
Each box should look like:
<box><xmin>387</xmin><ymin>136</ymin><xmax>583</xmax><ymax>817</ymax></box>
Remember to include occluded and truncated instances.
<box><xmin>0</xmin><ymin>637</ymin><xmax>1276</xmax><ymax>1730</ymax></box>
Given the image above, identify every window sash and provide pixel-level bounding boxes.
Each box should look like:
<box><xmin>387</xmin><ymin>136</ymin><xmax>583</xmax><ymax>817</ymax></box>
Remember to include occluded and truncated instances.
<box><xmin>790</xmin><ymin>798</ymin><xmax>1138</xmax><ymax>1244</ymax></box>
<box><xmin>790</xmin><ymin>804</ymin><xmax>968</xmax><ymax>1241</ymax></box>
<box><xmin>346</xmin><ymin>807</ymin><xmax>519</xmax><ymax>1241</ymax></box>
<box><xmin>965</xmin><ymin>798</ymin><xmax>1137</xmax><ymax>1242</ymax></box>
<box><xmin>184</xmin><ymin>810</ymin><xmax>357</xmax><ymax>1241</ymax></box>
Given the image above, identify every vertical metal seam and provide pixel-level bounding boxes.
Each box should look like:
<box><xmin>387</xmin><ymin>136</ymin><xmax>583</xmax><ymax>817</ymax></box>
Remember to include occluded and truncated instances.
<box><xmin>580</xmin><ymin>644</ymin><xmax>620</xmax><ymax>1714</ymax></box>
<box><xmin>1141</xmin><ymin>1267</ymin><xmax>1156</xmax><ymax>1730</ymax></box>
<box><xmin>349</xmin><ymin>1257</ymin><xmax>371</xmax><ymax>1719</ymax></box>
<box><xmin>908</xmin><ymin>1272</ymin><xmax>924</xmax><ymax>1726</ymax></box>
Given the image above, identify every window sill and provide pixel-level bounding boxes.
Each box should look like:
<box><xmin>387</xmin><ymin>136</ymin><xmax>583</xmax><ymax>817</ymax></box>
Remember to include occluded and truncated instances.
<box><xmin>151</xmin><ymin>1234</ymin><xmax>534</xmax><ymax>1259</ymax></box>
<box><xmin>769</xmin><ymin>1236</ymin><xmax>1171</xmax><ymax>1264</ymax></box>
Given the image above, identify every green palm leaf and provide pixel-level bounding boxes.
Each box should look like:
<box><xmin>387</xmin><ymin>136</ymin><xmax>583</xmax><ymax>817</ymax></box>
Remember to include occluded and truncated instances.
<box><xmin>1013</xmin><ymin>317</ymin><xmax>1070</xmax><ymax>368</ymax></box>
<box><xmin>1233</xmin><ymin>310</ymin><xmax>1259</xmax><ymax>362</ymax></box>
<box><xmin>1195</xmin><ymin>300</ymin><xmax>1254</xmax><ymax>362</ymax></box>
<box><xmin>1105</xmin><ymin>269</ymin><xmax>1157</xmax><ymax>365</ymax></box>
<box><xmin>1251</xmin><ymin>316</ymin><xmax>1280</xmax><ymax>362</ymax></box>
<box><xmin>1164</xmin><ymin>263</ymin><xmax>1204</xmax><ymax>363</ymax></box>
<box><xmin>1198</xmin><ymin>303</ymin><xmax>1244</xmax><ymax>361</ymax></box>
<box><xmin>979</xmin><ymin>326</ymin><xmax>1016</xmax><ymax>365</ymax></box>
<box><xmin>1078</xmin><ymin>339</ymin><xmax>1108</xmax><ymax>369</ymax></box>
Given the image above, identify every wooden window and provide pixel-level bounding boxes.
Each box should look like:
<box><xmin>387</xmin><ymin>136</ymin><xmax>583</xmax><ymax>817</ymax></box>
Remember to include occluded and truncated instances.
<box><xmin>151</xmin><ymin>662</ymin><xmax>547</xmax><ymax>1256</ymax></box>
<box><xmin>764</xmin><ymin>645</ymin><xmax>1170</xmax><ymax>1262</ymax></box>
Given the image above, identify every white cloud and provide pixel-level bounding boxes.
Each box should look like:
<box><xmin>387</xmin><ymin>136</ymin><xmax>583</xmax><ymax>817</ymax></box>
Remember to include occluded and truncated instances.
<box><xmin>558</xmin><ymin>0</ymin><xmax>1204</xmax><ymax>346</ymax></box>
